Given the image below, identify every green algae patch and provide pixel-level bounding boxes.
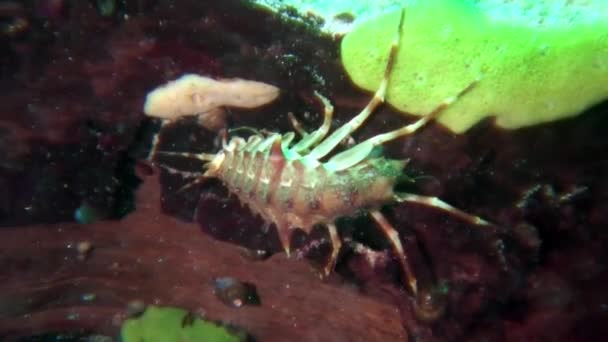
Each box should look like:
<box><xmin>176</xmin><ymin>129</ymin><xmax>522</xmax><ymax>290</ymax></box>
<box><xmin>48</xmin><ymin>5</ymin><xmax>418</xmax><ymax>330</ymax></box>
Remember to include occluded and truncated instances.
<box><xmin>120</xmin><ymin>306</ymin><xmax>248</xmax><ymax>342</ymax></box>
<box><xmin>341</xmin><ymin>0</ymin><xmax>608</xmax><ymax>133</ymax></box>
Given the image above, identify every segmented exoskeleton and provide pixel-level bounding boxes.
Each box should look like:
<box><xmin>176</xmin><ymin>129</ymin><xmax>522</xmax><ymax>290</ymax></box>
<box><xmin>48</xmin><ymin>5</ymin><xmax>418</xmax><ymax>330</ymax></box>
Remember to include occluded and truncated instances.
<box><xmin>148</xmin><ymin>9</ymin><xmax>489</xmax><ymax>298</ymax></box>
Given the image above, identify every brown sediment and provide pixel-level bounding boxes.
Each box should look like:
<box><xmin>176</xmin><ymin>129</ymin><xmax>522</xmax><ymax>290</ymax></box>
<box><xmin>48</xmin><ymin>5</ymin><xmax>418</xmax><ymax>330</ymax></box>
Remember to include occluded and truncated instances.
<box><xmin>0</xmin><ymin>171</ymin><xmax>406</xmax><ymax>341</ymax></box>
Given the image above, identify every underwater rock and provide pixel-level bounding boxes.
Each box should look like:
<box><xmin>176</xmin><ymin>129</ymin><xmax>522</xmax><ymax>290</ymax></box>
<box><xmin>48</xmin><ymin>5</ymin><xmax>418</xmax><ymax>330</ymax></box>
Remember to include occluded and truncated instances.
<box><xmin>0</xmin><ymin>174</ymin><xmax>407</xmax><ymax>341</ymax></box>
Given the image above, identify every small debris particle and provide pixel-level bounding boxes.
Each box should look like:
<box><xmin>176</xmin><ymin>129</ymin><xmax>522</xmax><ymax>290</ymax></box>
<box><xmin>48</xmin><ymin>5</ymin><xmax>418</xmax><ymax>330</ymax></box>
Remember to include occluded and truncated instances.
<box><xmin>66</xmin><ymin>312</ymin><xmax>80</xmax><ymax>320</ymax></box>
<box><xmin>77</xmin><ymin>240</ymin><xmax>93</xmax><ymax>261</ymax></box>
<box><xmin>126</xmin><ymin>299</ymin><xmax>146</xmax><ymax>318</ymax></box>
<box><xmin>238</xmin><ymin>247</ymin><xmax>271</xmax><ymax>261</ymax></box>
<box><xmin>81</xmin><ymin>293</ymin><xmax>96</xmax><ymax>302</ymax></box>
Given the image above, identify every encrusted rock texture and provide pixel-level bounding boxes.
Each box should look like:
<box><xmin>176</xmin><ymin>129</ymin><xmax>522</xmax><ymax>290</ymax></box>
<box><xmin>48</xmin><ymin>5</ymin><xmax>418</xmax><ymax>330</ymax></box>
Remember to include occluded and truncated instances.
<box><xmin>0</xmin><ymin>0</ymin><xmax>607</xmax><ymax>341</ymax></box>
<box><xmin>0</xmin><ymin>171</ymin><xmax>406</xmax><ymax>341</ymax></box>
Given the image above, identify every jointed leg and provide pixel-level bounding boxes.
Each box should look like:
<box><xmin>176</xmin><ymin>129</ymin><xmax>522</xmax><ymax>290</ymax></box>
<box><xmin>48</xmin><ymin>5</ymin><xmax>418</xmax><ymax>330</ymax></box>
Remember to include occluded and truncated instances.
<box><xmin>154</xmin><ymin>162</ymin><xmax>212</xmax><ymax>193</ymax></box>
<box><xmin>394</xmin><ymin>193</ymin><xmax>490</xmax><ymax>226</ymax></box>
<box><xmin>277</xmin><ymin>224</ymin><xmax>292</xmax><ymax>257</ymax></box>
<box><xmin>323</xmin><ymin>223</ymin><xmax>342</xmax><ymax>277</ymax></box>
<box><xmin>174</xmin><ymin>176</ymin><xmax>213</xmax><ymax>194</ymax></box>
<box><xmin>325</xmin><ymin>80</ymin><xmax>478</xmax><ymax>172</ymax></box>
<box><xmin>291</xmin><ymin>91</ymin><xmax>335</xmax><ymax>153</ymax></box>
<box><xmin>148</xmin><ymin>119</ymin><xmax>215</xmax><ymax>163</ymax></box>
<box><xmin>157</xmin><ymin>164</ymin><xmax>205</xmax><ymax>179</ymax></box>
<box><xmin>148</xmin><ymin>120</ymin><xmax>169</xmax><ymax>161</ymax></box>
<box><xmin>228</xmin><ymin>126</ymin><xmax>265</xmax><ymax>137</ymax></box>
<box><xmin>362</xmin><ymin>80</ymin><xmax>478</xmax><ymax>146</ymax></box>
<box><xmin>307</xmin><ymin>8</ymin><xmax>406</xmax><ymax>160</ymax></box>
<box><xmin>147</xmin><ymin>121</ymin><xmax>216</xmax><ymax>193</ymax></box>
<box><xmin>154</xmin><ymin>150</ymin><xmax>216</xmax><ymax>162</ymax></box>
<box><xmin>288</xmin><ymin>112</ymin><xmax>308</xmax><ymax>137</ymax></box>
<box><xmin>370</xmin><ymin>209</ymin><xmax>418</xmax><ymax>296</ymax></box>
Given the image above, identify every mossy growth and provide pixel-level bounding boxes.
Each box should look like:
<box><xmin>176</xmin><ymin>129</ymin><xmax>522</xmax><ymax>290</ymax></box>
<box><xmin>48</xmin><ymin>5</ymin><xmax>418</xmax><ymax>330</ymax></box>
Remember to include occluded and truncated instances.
<box><xmin>341</xmin><ymin>0</ymin><xmax>608</xmax><ymax>133</ymax></box>
<box><xmin>120</xmin><ymin>306</ymin><xmax>249</xmax><ymax>342</ymax></box>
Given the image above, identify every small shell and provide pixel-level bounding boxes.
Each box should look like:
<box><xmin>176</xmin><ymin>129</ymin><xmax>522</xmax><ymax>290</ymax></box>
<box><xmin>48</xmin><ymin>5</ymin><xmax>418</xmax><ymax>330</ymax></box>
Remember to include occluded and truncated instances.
<box><xmin>213</xmin><ymin>277</ymin><xmax>260</xmax><ymax>308</ymax></box>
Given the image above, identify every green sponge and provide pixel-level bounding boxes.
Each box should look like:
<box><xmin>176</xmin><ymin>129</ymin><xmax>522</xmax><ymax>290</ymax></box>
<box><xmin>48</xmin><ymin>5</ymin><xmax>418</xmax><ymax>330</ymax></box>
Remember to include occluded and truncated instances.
<box><xmin>341</xmin><ymin>0</ymin><xmax>608</xmax><ymax>133</ymax></box>
<box><xmin>120</xmin><ymin>306</ymin><xmax>248</xmax><ymax>342</ymax></box>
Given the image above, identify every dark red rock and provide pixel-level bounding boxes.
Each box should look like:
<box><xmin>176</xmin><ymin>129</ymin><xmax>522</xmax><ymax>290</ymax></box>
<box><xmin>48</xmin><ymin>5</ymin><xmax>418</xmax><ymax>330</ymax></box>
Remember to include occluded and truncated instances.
<box><xmin>0</xmin><ymin>173</ymin><xmax>406</xmax><ymax>341</ymax></box>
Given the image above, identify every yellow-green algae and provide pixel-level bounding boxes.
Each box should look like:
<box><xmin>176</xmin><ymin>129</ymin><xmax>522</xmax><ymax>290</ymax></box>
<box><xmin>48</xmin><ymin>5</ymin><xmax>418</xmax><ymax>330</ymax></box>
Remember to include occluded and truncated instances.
<box><xmin>341</xmin><ymin>0</ymin><xmax>608</xmax><ymax>133</ymax></box>
<box><xmin>120</xmin><ymin>306</ymin><xmax>247</xmax><ymax>342</ymax></box>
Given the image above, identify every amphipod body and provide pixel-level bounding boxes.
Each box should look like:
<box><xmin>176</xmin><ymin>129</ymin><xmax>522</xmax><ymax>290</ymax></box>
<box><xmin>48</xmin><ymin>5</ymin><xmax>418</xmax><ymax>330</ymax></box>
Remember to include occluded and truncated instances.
<box><xmin>149</xmin><ymin>8</ymin><xmax>489</xmax><ymax>301</ymax></box>
<box><xmin>207</xmin><ymin>134</ymin><xmax>406</xmax><ymax>258</ymax></box>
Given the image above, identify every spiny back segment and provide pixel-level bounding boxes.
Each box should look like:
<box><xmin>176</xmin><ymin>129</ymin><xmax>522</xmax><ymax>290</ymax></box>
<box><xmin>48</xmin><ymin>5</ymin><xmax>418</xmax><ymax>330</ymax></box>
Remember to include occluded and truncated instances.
<box><xmin>212</xmin><ymin>133</ymin><xmax>409</xmax><ymax>244</ymax></box>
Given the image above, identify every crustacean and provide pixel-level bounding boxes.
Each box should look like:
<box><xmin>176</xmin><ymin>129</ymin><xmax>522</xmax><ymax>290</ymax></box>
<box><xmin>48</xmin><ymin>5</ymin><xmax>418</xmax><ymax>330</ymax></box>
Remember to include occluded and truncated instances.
<box><xmin>147</xmin><ymin>9</ymin><xmax>489</xmax><ymax>303</ymax></box>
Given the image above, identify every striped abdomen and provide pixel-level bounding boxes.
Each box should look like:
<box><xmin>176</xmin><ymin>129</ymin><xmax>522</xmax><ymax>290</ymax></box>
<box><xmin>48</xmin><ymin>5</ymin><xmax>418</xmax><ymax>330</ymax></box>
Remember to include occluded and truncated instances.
<box><xmin>211</xmin><ymin>137</ymin><xmax>406</xmax><ymax>237</ymax></box>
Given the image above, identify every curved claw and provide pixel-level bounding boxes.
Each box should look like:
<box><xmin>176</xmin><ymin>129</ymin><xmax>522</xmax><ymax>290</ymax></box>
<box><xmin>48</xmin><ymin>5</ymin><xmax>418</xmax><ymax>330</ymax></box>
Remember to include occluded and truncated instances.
<box><xmin>288</xmin><ymin>112</ymin><xmax>308</xmax><ymax>137</ymax></box>
<box><xmin>323</xmin><ymin>223</ymin><xmax>342</xmax><ymax>277</ymax></box>
<box><xmin>413</xmin><ymin>282</ymin><xmax>449</xmax><ymax>322</ymax></box>
<box><xmin>370</xmin><ymin>209</ymin><xmax>418</xmax><ymax>296</ymax></box>
<box><xmin>291</xmin><ymin>91</ymin><xmax>335</xmax><ymax>153</ymax></box>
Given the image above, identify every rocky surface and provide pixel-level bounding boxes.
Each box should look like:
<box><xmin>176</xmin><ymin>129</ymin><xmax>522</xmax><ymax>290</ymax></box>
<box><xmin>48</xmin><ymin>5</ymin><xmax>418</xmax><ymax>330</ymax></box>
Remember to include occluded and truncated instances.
<box><xmin>0</xmin><ymin>171</ymin><xmax>407</xmax><ymax>341</ymax></box>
